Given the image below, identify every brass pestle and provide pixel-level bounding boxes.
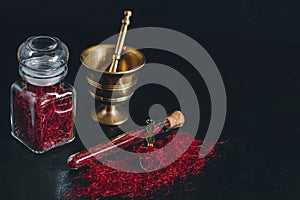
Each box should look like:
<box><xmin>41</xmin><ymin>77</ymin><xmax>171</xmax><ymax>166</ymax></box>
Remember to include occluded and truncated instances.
<box><xmin>108</xmin><ymin>10</ymin><xmax>132</xmax><ymax>72</ymax></box>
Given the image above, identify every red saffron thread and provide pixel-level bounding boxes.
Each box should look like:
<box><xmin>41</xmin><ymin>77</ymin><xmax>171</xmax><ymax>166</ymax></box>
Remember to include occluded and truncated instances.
<box><xmin>12</xmin><ymin>82</ymin><xmax>74</xmax><ymax>152</ymax></box>
<box><xmin>65</xmin><ymin>132</ymin><xmax>224</xmax><ymax>199</ymax></box>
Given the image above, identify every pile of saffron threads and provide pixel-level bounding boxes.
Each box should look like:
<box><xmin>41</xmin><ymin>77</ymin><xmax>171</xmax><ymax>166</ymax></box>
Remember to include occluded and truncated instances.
<box><xmin>65</xmin><ymin>132</ymin><xmax>225</xmax><ymax>199</ymax></box>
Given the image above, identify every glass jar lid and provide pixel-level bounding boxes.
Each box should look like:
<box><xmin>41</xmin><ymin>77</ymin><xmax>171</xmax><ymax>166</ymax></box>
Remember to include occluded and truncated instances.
<box><xmin>17</xmin><ymin>36</ymin><xmax>69</xmax><ymax>86</ymax></box>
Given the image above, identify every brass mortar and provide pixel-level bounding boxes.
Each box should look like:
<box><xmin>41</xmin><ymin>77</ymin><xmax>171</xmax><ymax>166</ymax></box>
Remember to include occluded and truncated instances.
<box><xmin>80</xmin><ymin>44</ymin><xmax>146</xmax><ymax>125</ymax></box>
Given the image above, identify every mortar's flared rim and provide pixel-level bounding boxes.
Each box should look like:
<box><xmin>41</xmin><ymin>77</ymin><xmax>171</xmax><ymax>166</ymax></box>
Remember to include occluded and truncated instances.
<box><xmin>80</xmin><ymin>44</ymin><xmax>146</xmax><ymax>75</ymax></box>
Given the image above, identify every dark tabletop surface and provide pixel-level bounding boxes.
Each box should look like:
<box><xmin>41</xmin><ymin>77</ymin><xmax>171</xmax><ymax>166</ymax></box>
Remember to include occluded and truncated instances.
<box><xmin>0</xmin><ymin>0</ymin><xmax>299</xmax><ymax>199</ymax></box>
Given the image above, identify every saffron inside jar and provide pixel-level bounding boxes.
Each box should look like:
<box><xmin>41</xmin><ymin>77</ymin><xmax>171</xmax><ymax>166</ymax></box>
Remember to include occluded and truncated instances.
<box><xmin>11</xmin><ymin>81</ymin><xmax>75</xmax><ymax>153</ymax></box>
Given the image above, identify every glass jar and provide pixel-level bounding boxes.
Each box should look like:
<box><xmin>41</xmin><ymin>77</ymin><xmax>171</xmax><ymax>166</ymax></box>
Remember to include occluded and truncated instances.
<box><xmin>10</xmin><ymin>36</ymin><xmax>76</xmax><ymax>153</ymax></box>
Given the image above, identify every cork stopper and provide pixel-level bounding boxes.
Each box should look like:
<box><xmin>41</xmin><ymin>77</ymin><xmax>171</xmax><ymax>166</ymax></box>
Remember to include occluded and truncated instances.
<box><xmin>163</xmin><ymin>111</ymin><xmax>185</xmax><ymax>129</ymax></box>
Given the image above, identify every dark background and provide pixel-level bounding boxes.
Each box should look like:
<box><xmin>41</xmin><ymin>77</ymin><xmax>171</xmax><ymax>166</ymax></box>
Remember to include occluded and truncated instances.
<box><xmin>0</xmin><ymin>0</ymin><xmax>299</xmax><ymax>199</ymax></box>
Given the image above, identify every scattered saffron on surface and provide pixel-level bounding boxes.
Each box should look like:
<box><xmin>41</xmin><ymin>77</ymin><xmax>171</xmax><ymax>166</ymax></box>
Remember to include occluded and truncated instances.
<box><xmin>65</xmin><ymin>132</ymin><xmax>225</xmax><ymax>199</ymax></box>
<box><xmin>12</xmin><ymin>82</ymin><xmax>75</xmax><ymax>152</ymax></box>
